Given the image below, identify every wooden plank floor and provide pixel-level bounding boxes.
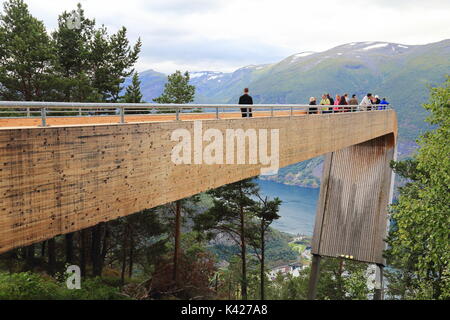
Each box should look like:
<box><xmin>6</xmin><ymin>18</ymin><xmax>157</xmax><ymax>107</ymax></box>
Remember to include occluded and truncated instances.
<box><xmin>0</xmin><ymin>110</ymin><xmax>308</xmax><ymax>128</ymax></box>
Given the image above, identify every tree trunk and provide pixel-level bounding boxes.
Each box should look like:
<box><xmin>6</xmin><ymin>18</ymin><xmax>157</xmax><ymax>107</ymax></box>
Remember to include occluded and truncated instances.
<box><xmin>173</xmin><ymin>200</ymin><xmax>182</xmax><ymax>284</ymax></box>
<box><xmin>91</xmin><ymin>223</ymin><xmax>103</xmax><ymax>277</ymax></box>
<box><xmin>65</xmin><ymin>233</ymin><xmax>74</xmax><ymax>264</ymax></box>
<box><xmin>239</xmin><ymin>203</ymin><xmax>247</xmax><ymax>300</ymax></box>
<box><xmin>128</xmin><ymin>230</ymin><xmax>134</xmax><ymax>279</ymax></box>
<box><xmin>48</xmin><ymin>238</ymin><xmax>56</xmax><ymax>276</ymax></box>
<box><xmin>41</xmin><ymin>241</ymin><xmax>46</xmax><ymax>258</ymax></box>
<box><xmin>215</xmin><ymin>273</ymin><xmax>219</xmax><ymax>292</ymax></box>
<box><xmin>228</xmin><ymin>274</ymin><xmax>232</xmax><ymax>300</ymax></box>
<box><xmin>80</xmin><ymin>229</ymin><xmax>88</xmax><ymax>277</ymax></box>
<box><xmin>101</xmin><ymin>223</ymin><xmax>110</xmax><ymax>270</ymax></box>
<box><xmin>24</xmin><ymin>244</ymin><xmax>35</xmax><ymax>271</ymax></box>
<box><xmin>121</xmin><ymin>224</ymin><xmax>129</xmax><ymax>285</ymax></box>
<box><xmin>260</xmin><ymin>222</ymin><xmax>265</xmax><ymax>300</ymax></box>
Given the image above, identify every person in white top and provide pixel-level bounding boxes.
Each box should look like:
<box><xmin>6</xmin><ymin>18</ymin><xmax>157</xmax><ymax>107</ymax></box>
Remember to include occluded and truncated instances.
<box><xmin>360</xmin><ymin>93</ymin><xmax>373</xmax><ymax>111</ymax></box>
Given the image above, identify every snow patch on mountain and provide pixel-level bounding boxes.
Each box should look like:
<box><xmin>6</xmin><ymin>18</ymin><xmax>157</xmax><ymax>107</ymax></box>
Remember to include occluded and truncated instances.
<box><xmin>207</xmin><ymin>74</ymin><xmax>223</xmax><ymax>80</ymax></box>
<box><xmin>294</xmin><ymin>51</ymin><xmax>315</xmax><ymax>57</ymax></box>
<box><xmin>361</xmin><ymin>43</ymin><xmax>389</xmax><ymax>51</ymax></box>
<box><xmin>290</xmin><ymin>51</ymin><xmax>315</xmax><ymax>63</ymax></box>
<box><xmin>190</xmin><ymin>71</ymin><xmax>226</xmax><ymax>81</ymax></box>
<box><xmin>190</xmin><ymin>72</ymin><xmax>208</xmax><ymax>79</ymax></box>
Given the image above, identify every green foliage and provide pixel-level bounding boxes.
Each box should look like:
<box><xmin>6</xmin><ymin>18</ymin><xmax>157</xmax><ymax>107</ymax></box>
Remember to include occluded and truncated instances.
<box><xmin>266</xmin><ymin>272</ymin><xmax>309</xmax><ymax>300</ymax></box>
<box><xmin>122</xmin><ymin>72</ymin><xmax>143</xmax><ymax>103</ymax></box>
<box><xmin>0</xmin><ymin>272</ymin><xmax>61</xmax><ymax>300</ymax></box>
<box><xmin>209</xmin><ymin>229</ymin><xmax>297</xmax><ymax>268</ymax></box>
<box><xmin>154</xmin><ymin>70</ymin><xmax>195</xmax><ymax>104</ymax></box>
<box><xmin>0</xmin><ymin>1</ymin><xmax>141</xmax><ymax>103</ymax></box>
<box><xmin>263</xmin><ymin>230</ymin><xmax>297</xmax><ymax>267</ymax></box>
<box><xmin>65</xmin><ymin>277</ymin><xmax>126</xmax><ymax>300</ymax></box>
<box><xmin>386</xmin><ymin>76</ymin><xmax>450</xmax><ymax>300</ymax></box>
<box><xmin>51</xmin><ymin>3</ymin><xmax>99</xmax><ymax>102</ymax></box>
<box><xmin>0</xmin><ymin>272</ymin><xmax>125</xmax><ymax>300</ymax></box>
<box><xmin>103</xmin><ymin>26</ymin><xmax>141</xmax><ymax>102</ymax></box>
<box><xmin>0</xmin><ymin>0</ymin><xmax>55</xmax><ymax>101</ymax></box>
<box><xmin>108</xmin><ymin>208</ymin><xmax>169</xmax><ymax>279</ymax></box>
<box><xmin>194</xmin><ymin>179</ymin><xmax>259</xmax><ymax>243</ymax></box>
<box><xmin>264</xmin><ymin>258</ymin><xmax>369</xmax><ymax>300</ymax></box>
<box><xmin>193</xmin><ymin>179</ymin><xmax>260</xmax><ymax>299</ymax></box>
<box><xmin>314</xmin><ymin>258</ymin><xmax>370</xmax><ymax>300</ymax></box>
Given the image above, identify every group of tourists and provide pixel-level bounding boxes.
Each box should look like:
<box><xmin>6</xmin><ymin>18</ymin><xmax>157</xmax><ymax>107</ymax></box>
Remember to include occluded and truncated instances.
<box><xmin>238</xmin><ymin>88</ymin><xmax>390</xmax><ymax>118</ymax></box>
<box><xmin>309</xmin><ymin>93</ymin><xmax>390</xmax><ymax>113</ymax></box>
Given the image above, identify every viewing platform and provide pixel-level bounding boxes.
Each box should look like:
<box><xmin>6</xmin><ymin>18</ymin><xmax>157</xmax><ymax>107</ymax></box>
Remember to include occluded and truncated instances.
<box><xmin>0</xmin><ymin>101</ymin><xmax>391</xmax><ymax>128</ymax></box>
<box><xmin>0</xmin><ymin>101</ymin><xmax>397</xmax><ymax>268</ymax></box>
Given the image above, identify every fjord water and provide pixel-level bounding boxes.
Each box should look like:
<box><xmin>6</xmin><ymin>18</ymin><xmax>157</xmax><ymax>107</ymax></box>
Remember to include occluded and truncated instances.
<box><xmin>255</xmin><ymin>179</ymin><xmax>319</xmax><ymax>235</ymax></box>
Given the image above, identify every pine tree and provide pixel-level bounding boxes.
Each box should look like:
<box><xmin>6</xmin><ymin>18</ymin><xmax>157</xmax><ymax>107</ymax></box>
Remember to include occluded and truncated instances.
<box><xmin>52</xmin><ymin>3</ymin><xmax>141</xmax><ymax>103</ymax></box>
<box><xmin>154</xmin><ymin>70</ymin><xmax>195</xmax><ymax>104</ymax></box>
<box><xmin>122</xmin><ymin>72</ymin><xmax>143</xmax><ymax>103</ymax></box>
<box><xmin>0</xmin><ymin>0</ymin><xmax>55</xmax><ymax>101</ymax></box>
<box><xmin>107</xmin><ymin>27</ymin><xmax>141</xmax><ymax>102</ymax></box>
<box><xmin>249</xmin><ymin>195</ymin><xmax>281</xmax><ymax>300</ymax></box>
<box><xmin>194</xmin><ymin>179</ymin><xmax>259</xmax><ymax>300</ymax></box>
<box><xmin>51</xmin><ymin>3</ymin><xmax>99</xmax><ymax>102</ymax></box>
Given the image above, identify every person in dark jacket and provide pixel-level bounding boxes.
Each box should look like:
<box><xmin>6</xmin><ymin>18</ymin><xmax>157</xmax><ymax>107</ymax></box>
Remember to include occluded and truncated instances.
<box><xmin>374</xmin><ymin>95</ymin><xmax>381</xmax><ymax>106</ymax></box>
<box><xmin>327</xmin><ymin>93</ymin><xmax>334</xmax><ymax>105</ymax></box>
<box><xmin>239</xmin><ymin>88</ymin><xmax>253</xmax><ymax>117</ymax></box>
<box><xmin>339</xmin><ymin>95</ymin><xmax>348</xmax><ymax>112</ymax></box>
<box><xmin>348</xmin><ymin>94</ymin><xmax>358</xmax><ymax>111</ymax></box>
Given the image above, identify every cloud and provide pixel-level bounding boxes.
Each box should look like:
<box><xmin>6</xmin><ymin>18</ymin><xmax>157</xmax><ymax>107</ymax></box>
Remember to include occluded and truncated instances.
<box><xmin>139</xmin><ymin>36</ymin><xmax>289</xmax><ymax>72</ymax></box>
<box><xmin>139</xmin><ymin>0</ymin><xmax>224</xmax><ymax>14</ymax></box>
<box><xmin>2</xmin><ymin>0</ymin><xmax>449</xmax><ymax>73</ymax></box>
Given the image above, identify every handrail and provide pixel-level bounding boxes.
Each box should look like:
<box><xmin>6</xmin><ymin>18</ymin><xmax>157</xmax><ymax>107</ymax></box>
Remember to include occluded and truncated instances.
<box><xmin>0</xmin><ymin>101</ymin><xmax>392</xmax><ymax>127</ymax></box>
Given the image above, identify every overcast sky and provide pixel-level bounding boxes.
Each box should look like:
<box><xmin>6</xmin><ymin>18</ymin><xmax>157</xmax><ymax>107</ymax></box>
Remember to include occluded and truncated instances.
<box><xmin>5</xmin><ymin>0</ymin><xmax>450</xmax><ymax>73</ymax></box>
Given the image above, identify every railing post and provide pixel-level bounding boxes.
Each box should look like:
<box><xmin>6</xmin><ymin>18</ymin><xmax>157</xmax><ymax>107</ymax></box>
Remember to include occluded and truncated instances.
<box><xmin>40</xmin><ymin>107</ymin><xmax>47</xmax><ymax>127</ymax></box>
<box><xmin>78</xmin><ymin>108</ymin><xmax>82</xmax><ymax>116</ymax></box>
<box><xmin>271</xmin><ymin>106</ymin><xmax>274</xmax><ymax>117</ymax></box>
<box><xmin>290</xmin><ymin>106</ymin><xmax>293</xmax><ymax>116</ymax></box>
<box><xmin>26</xmin><ymin>107</ymin><xmax>30</xmax><ymax>117</ymax></box>
<box><xmin>216</xmin><ymin>106</ymin><xmax>219</xmax><ymax>119</ymax></box>
<box><xmin>176</xmin><ymin>107</ymin><xmax>180</xmax><ymax>121</ymax></box>
<box><xmin>120</xmin><ymin>107</ymin><xmax>125</xmax><ymax>123</ymax></box>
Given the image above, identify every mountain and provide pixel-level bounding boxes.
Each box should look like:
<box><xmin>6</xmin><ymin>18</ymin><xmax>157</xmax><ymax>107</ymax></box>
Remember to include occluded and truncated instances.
<box><xmin>123</xmin><ymin>69</ymin><xmax>167</xmax><ymax>102</ymax></box>
<box><xmin>131</xmin><ymin>40</ymin><xmax>450</xmax><ymax>188</ymax></box>
<box><xmin>135</xmin><ymin>40</ymin><xmax>449</xmax><ymax>140</ymax></box>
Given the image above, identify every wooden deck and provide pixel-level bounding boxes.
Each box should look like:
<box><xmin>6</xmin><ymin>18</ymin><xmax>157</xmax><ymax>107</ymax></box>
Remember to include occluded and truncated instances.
<box><xmin>0</xmin><ymin>111</ymin><xmax>306</xmax><ymax>128</ymax></box>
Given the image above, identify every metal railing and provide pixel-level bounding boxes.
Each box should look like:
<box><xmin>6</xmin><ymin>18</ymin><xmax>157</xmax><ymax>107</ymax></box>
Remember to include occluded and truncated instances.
<box><xmin>0</xmin><ymin>101</ymin><xmax>392</xmax><ymax>127</ymax></box>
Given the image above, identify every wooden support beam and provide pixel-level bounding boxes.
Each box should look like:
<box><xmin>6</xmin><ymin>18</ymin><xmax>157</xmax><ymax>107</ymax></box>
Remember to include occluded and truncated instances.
<box><xmin>307</xmin><ymin>254</ymin><xmax>321</xmax><ymax>300</ymax></box>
